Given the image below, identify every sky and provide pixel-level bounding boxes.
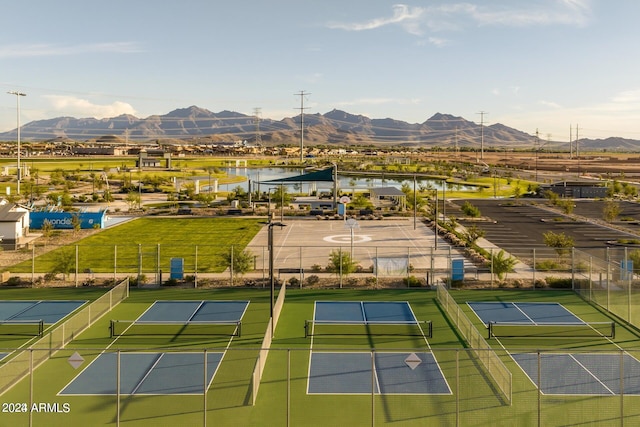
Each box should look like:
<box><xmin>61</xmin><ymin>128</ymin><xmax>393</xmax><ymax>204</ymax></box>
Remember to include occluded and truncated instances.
<box><xmin>1</xmin><ymin>0</ymin><xmax>640</xmax><ymax>142</ymax></box>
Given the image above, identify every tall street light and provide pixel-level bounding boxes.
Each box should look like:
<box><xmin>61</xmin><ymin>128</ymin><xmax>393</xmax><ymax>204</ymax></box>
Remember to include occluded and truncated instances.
<box><xmin>268</xmin><ymin>221</ymin><xmax>285</xmax><ymax>337</ymax></box>
<box><xmin>7</xmin><ymin>91</ymin><xmax>26</xmax><ymax>195</ymax></box>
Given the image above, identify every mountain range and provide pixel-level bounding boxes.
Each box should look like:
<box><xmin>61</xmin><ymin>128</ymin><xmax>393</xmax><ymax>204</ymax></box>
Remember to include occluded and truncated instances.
<box><xmin>0</xmin><ymin>106</ymin><xmax>636</xmax><ymax>151</ymax></box>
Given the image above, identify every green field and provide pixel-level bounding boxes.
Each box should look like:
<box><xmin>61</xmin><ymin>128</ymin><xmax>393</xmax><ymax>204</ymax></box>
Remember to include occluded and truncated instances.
<box><xmin>11</xmin><ymin>217</ymin><xmax>264</xmax><ymax>274</ymax></box>
<box><xmin>1</xmin><ymin>285</ymin><xmax>639</xmax><ymax>426</ymax></box>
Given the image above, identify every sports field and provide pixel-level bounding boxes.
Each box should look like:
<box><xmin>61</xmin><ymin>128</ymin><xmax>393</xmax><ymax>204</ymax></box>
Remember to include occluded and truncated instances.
<box><xmin>0</xmin><ymin>284</ymin><xmax>639</xmax><ymax>426</ymax></box>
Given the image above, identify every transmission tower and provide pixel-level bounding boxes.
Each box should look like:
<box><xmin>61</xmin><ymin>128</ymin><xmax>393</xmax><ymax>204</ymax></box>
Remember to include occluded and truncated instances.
<box><xmin>253</xmin><ymin>107</ymin><xmax>262</xmax><ymax>146</ymax></box>
<box><xmin>295</xmin><ymin>91</ymin><xmax>310</xmax><ymax>163</ymax></box>
<box><xmin>477</xmin><ymin>111</ymin><xmax>488</xmax><ymax>160</ymax></box>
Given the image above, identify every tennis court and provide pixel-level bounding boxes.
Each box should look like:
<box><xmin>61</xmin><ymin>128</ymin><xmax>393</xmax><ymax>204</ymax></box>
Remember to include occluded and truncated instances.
<box><xmin>0</xmin><ymin>300</ymin><xmax>86</xmax><ymax>324</ymax></box>
<box><xmin>512</xmin><ymin>352</ymin><xmax>640</xmax><ymax>395</ymax></box>
<box><xmin>60</xmin><ymin>351</ymin><xmax>224</xmax><ymax>395</ymax></box>
<box><xmin>59</xmin><ymin>299</ymin><xmax>250</xmax><ymax>396</ymax></box>
<box><xmin>467</xmin><ymin>300</ymin><xmax>634</xmax><ymax>396</ymax></box>
<box><xmin>306</xmin><ymin>300</ymin><xmax>447</xmax><ymax>395</ymax></box>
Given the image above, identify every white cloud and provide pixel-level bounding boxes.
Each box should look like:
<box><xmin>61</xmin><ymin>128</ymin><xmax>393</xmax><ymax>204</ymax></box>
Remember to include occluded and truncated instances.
<box><xmin>427</xmin><ymin>37</ymin><xmax>450</xmax><ymax>47</ymax></box>
<box><xmin>326</xmin><ymin>4</ymin><xmax>426</xmax><ymax>35</ymax></box>
<box><xmin>0</xmin><ymin>42</ymin><xmax>142</xmax><ymax>59</ymax></box>
<box><xmin>539</xmin><ymin>100</ymin><xmax>562</xmax><ymax>108</ymax></box>
<box><xmin>44</xmin><ymin>95</ymin><xmax>137</xmax><ymax>119</ymax></box>
<box><xmin>326</xmin><ymin>1</ymin><xmax>593</xmax><ymax>38</ymax></box>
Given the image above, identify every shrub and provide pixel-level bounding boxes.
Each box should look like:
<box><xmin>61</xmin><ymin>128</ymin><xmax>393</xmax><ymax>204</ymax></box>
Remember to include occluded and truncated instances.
<box><xmin>305</xmin><ymin>275</ymin><xmax>320</xmax><ymax>286</ymax></box>
<box><xmin>310</xmin><ymin>264</ymin><xmax>323</xmax><ymax>273</ymax></box>
<box><xmin>545</xmin><ymin>277</ymin><xmax>573</xmax><ymax>288</ymax></box>
<box><xmin>535</xmin><ymin>260</ymin><xmax>562</xmax><ymax>271</ymax></box>
<box><xmin>5</xmin><ymin>276</ymin><xmax>22</xmax><ymax>286</ymax></box>
<box><xmin>403</xmin><ymin>275</ymin><xmax>422</xmax><ymax>287</ymax></box>
<box><xmin>288</xmin><ymin>277</ymin><xmax>300</xmax><ymax>287</ymax></box>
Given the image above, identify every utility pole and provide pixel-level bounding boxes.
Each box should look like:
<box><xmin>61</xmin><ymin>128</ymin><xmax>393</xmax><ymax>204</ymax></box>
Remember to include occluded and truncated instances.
<box><xmin>7</xmin><ymin>91</ymin><xmax>26</xmax><ymax>195</ymax></box>
<box><xmin>295</xmin><ymin>91</ymin><xmax>310</xmax><ymax>163</ymax></box>
<box><xmin>253</xmin><ymin>107</ymin><xmax>262</xmax><ymax>146</ymax></box>
<box><xmin>575</xmin><ymin>124</ymin><xmax>580</xmax><ymax>158</ymax></box>
<box><xmin>569</xmin><ymin>124</ymin><xmax>573</xmax><ymax>159</ymax></box>
<box><xmin>477</xmin><ymin>111</ymin><xmax>487</xmax><ymax>160</ymax></box>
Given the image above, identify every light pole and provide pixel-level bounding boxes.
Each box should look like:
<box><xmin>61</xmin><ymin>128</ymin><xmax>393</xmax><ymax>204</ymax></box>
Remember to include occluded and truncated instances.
<box><xmin>268</xmin><ymin>221</ymin><xmax>285</xmax><ymax>337</ymax></box>
<box><xmin>7</xmin><ymin>91</ymin><xmax>26</xmax><ymax>195</ymax></box>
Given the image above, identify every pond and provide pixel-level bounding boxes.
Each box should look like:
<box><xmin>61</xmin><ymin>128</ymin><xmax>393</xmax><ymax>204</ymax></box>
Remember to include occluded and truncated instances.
<box><xmin>194</xmin><ymin>167</ymin><xmax>477</xmax><ymax>194</ymax></box>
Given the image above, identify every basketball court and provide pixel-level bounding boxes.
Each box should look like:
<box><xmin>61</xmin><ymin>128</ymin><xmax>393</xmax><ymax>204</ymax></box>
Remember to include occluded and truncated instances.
<box><xmin>248</xmin><ymin>218</ymin><xmax>462</xmax><ymax>272</ymax></box>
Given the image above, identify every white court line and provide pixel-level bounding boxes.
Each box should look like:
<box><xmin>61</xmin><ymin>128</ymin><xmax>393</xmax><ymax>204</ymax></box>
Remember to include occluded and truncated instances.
<box><xmin>569</xmin><ymin>354</ymin><xmax>616</xmax><ymax>395</ymax></box>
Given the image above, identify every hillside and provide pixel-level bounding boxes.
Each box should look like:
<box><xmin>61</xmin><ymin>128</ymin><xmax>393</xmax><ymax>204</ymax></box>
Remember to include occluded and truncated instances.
<box><xmin>0</xmin><ymin>106</ymin><xmax>637</xmax><ymax>151</ymax></box>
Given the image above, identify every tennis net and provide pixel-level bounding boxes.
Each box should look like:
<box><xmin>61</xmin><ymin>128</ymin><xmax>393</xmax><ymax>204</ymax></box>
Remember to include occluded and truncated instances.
<box><xmin>0</xmin><ymin>319</ymin><xmax>44</xmax><ymax>337</ymax></box>
<box><xmin>304</xmin><ymin>320</ymin><xmax>432</xmax><ymax>338</ymax></box>
<box><xmin>488</xmin><ymin>321</ymin><xmax>615</xmax><ymax>339</ymax></box>
<box><xmin>110</xmin><ymin>320</ymin><xmax>242</xmax><ymax>338</ymax></box>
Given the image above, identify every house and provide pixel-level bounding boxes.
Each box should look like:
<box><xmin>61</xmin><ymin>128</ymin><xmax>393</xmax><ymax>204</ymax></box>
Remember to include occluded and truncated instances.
<box><xmin>0</xmin><ymin>200</ymin><xmax>30</xmax><ymax>250</ymax></box>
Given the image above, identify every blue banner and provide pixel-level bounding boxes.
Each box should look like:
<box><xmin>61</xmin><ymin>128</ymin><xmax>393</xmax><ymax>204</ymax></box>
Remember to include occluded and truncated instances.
<box><xmin>30</xmin><ymin>211</ymin><xmax>107</xmax><ymax>229</ymax></box>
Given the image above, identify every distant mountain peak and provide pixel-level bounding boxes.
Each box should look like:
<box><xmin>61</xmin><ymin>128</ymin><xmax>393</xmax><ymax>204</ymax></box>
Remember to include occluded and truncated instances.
<box><xmin>0</xmin><ymin>105</ymin><xmax>633</xmax><ymax>150</ymax></box>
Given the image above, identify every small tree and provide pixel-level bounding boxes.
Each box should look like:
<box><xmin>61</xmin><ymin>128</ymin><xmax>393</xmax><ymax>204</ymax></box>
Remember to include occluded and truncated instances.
<box><xmin>603</xmin><ymin>201</ymin><xmax>621</xmax><ymax>222</ymax></box>
<box><xmin>126</xmin><ymin>191</ymin><xmax>141</xmax><ymax>210</ymax></box>
<box><xmin>41</xmin><ymin>219</ymin><xmax>53</xmax><ymax>240</ymax></box>
<box><xmin>272</xmin><ymin>186</ymin><xmax>291</xmax><ymax>208</ymax></box>
<box><xmin>221</xmin><ymin>246</ymin><xmax>254</xmax><ymax>284</ymax></box>
<box><xmin>491</xmin><ymin>249</ymin><xmax>517</xmax><ymax>281</ymax></box>
<box><xmin>52</xmin><ymin>248</ymin><xmax>75</xmax><ymax>280</ymax></box>
<box><xmin>71</xmin><ymin>213</ymin><xmax>82</xmax><ymax>234</ymax></box>
<box><xmin>543</xmin><ymin>231</ymin><xmax>574</xmax><ymax>259</ymax></box>
<box><xmin>461</xmin><ymin>201</ymin><xmax>481</xmax><ymax>218</ymax></box>
<box><xmin>464</xmin><ymin>225</ymin><xmax>486</xmax><ymax>245</ymax></box>
<box><xmin>327</xmin><ymin>249</ymin><xmax>358</xmax><ymax>276</ymax></box>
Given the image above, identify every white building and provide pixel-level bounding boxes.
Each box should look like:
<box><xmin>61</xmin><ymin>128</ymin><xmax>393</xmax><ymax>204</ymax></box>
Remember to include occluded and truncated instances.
<box><xmin>0</xmin><ymin>200</ymin><xmax>29</xmax><ymax>250</ymax></box>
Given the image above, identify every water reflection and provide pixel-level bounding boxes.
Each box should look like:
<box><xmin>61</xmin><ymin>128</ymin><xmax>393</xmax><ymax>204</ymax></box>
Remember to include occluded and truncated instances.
<box><xmin>193</xmin><ymin>167</ymin><xmax>475</xmax><ymax>193</ymax></box>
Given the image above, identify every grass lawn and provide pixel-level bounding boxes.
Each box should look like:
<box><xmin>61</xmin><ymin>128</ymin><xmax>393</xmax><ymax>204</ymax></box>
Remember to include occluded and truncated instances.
<box><xmin>11</xmin><ymin>217</ymin><xmax>264</xmax><ymax>275</ymax></box>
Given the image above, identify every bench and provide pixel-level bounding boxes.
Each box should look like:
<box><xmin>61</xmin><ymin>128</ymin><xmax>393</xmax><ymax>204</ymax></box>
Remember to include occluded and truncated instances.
<box><xmin>226</xmin><ymin>209</ymin><xmax>243</xmax><ymax>215</ymax></box>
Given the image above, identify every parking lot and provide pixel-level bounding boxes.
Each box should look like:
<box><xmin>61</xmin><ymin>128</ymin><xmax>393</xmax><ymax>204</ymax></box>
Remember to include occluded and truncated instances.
<box><xmin>453</xmin><ymin>199</ymin><xmax>640</xmax><ymax>261</ymax></box>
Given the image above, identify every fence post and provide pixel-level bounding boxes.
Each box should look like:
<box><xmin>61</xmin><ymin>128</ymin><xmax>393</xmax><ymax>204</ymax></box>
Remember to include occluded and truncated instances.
<box><xmin>113</xmin><ymin>245</ymin><xmax>117</xmax><ymax>284</ymax></box>
<box><xmin>203</xmin><ymin>349</ymin><xmax>208</xmax><ymax>426</ymax></box>
<box><xmin>532</xmin><ymin>248</ymin><xmax>536</xmax><ymax>287</ymax></box>
<box><xmin>339</xmin><ymin>247</ymin><xmax>343</xmax><ymax>289</ymax></box>
<box><xmin>230</xmin><ymin>245</ymin><xmax>234</xmax><ymax>286</ymax></box>
<box><xmin>75</xmin><ymin>245</ymin><xmax>79</xmax><ymax>287</ymax></box>
<box><xmin>194</xmin><ymin>245</ymin><xmax>198</xmax><ymax>288</ymax></box>
<box><xmin>31</xmin><ymin>244</ymin><xmax>35</xmax><ymax>285</ymax></box>
<box><xmin>137</xmin><ymin>243</ymin><xmax>142</xmax><ymax>285</ymax></box>
<box><xmin>156</xmin><ymin>243</ymin><xmax>161</xmax><ymax>285</ymax></box>
<box><xmin>571</xmin><ymin>247</ymin><xmax>575</xmax><ymax>290</ymax></box>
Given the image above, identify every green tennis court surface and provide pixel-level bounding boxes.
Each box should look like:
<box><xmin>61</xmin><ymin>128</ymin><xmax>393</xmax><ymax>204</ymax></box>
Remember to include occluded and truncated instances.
<box><xmin>2</xmin><ymin>286</ymin><xmax>640</xmax><ymax>426</ymax></box>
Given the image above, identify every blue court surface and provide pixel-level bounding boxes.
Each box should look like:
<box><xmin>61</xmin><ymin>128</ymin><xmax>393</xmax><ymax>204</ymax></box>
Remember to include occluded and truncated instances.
<box><xmin>512</xmin><ymin>352</ymin><xmax>640</xmax><ymax>395</ymax></box>
<box><xmin>0</xmin><ymin>300</ymin><xmax>86</xmax><ymax>324</ymax></box>
<box><xmin>467</xmin><ymin>301</ymin><xmax>583</xmax><ymax>325</ymax></box>
<box><xmin>138</xmin><ymin>300</ymin><xmax>249</xmax><ymax>322</ymax></box>
<box><xmin>308</xmin><ymin>351</ymin><xmax>451</xmax><ymax>395</ymax></box>
<box><xmin>60</xmin><ymin>352</ymin><xmax>224</xmax><ymax>395</ymax></box>
<box><xmin>314</xmin><ymin>301</ymin><xmax>417</xmax><ymax>323</ymax></box>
